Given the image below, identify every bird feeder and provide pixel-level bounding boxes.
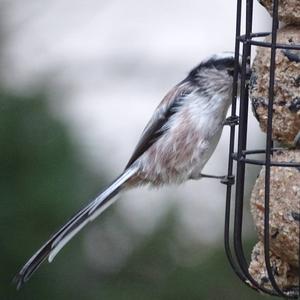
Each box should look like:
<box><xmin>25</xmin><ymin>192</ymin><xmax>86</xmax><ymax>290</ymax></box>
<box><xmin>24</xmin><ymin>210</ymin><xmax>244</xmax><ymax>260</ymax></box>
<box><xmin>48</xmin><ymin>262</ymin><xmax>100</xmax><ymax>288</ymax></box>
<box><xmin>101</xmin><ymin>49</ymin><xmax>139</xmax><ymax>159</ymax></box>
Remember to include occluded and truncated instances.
<box><xmin>223</xmin><ymin>0</ymin><xmax>300</xmax><ymax>298</ymax></box>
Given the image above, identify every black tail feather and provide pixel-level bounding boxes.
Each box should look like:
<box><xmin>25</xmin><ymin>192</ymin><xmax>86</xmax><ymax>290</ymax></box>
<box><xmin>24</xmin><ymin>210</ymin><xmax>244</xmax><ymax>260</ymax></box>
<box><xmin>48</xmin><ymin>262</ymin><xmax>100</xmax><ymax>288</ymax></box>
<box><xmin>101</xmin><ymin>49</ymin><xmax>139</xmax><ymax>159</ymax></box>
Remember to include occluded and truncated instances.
<box><xmin>14</xmin><ymin>167</ymin><xmax>137</xmax><ymax>289</ymax></box>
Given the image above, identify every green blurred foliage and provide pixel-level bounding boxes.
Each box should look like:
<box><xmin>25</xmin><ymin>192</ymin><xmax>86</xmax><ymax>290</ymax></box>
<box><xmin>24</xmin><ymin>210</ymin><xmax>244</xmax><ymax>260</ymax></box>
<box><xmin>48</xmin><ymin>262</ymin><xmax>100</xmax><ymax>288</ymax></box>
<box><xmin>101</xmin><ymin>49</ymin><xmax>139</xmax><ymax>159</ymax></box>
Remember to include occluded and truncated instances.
<box><xmin>93</xmin><ymin>215</ymin><xmax>269</xmax><ymax>300</ymax></box>
<box><xmin>0</xmin><ymin>90</ymin><xmax>104</xmax><ymax>299</ymax></box>
<box><xmin>0</xmin><ymin>89</ymin><xmax>274</xmax><ymax>300</ymax></box>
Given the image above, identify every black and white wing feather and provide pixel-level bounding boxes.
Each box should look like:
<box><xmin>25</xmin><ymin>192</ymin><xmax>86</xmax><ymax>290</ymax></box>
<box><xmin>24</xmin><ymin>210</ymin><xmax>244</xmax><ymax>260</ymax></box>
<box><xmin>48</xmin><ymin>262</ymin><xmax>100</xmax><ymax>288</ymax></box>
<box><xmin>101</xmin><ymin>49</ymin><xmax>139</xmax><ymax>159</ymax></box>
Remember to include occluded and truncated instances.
<box><xmin>126</xmin><ymin>80</ymin><xmax>193</xmax><ymax>168</ymax></box>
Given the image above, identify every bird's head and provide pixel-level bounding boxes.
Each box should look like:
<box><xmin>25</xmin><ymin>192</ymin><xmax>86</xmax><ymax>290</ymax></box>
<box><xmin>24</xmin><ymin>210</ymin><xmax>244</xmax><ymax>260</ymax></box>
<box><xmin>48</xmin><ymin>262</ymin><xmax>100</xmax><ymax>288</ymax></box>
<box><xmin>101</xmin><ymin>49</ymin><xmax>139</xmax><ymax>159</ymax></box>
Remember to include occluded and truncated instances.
<box><xmin>187</xmin><ymin>52</ymin><xmax>249</xmax><ymax>95</ymax></box>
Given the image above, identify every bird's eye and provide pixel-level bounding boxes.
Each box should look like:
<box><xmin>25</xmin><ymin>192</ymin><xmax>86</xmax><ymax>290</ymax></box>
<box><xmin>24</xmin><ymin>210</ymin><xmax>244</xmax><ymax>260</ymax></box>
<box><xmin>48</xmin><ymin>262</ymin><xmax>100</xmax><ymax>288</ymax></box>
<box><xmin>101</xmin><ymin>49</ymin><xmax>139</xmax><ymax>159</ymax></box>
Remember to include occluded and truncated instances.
<box><xmin>227</xmin><ymin>68</ymin><xmax>234</xmax><ymax>76</ymax></box>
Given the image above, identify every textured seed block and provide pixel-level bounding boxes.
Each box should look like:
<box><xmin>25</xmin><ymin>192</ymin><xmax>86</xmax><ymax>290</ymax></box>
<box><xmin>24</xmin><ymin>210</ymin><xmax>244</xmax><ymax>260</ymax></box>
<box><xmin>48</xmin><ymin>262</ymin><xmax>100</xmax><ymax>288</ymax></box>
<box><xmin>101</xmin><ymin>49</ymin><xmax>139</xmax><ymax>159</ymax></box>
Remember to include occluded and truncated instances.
<box><xmin>250</xmin><ymin>26</ymin><xmax>300</xmax><ymax>146</ymax></box>
<box><xmin>250</xmin><ymin>149</ymin><xmax>300</xmax><ymax>267</ymax></box>
<box><xmin>258</xmin><ymin>0</ymin><xmax>300</xmax><ymax>25</ymax></box>
<box><xmin>249</xmin><ymin>241</ymin><xmax>299</xmax><ymax>290</ymax></box>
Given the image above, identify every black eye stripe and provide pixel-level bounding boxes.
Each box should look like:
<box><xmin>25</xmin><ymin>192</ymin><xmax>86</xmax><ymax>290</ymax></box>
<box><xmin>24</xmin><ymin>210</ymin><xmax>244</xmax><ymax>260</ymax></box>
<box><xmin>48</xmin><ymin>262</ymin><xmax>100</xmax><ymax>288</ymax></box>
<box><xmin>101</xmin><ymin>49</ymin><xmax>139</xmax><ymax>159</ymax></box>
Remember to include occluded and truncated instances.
<box><xmin>227</xmin><ymin>69</ymin><xmax>234</xmax><ymax>76</ymax></box>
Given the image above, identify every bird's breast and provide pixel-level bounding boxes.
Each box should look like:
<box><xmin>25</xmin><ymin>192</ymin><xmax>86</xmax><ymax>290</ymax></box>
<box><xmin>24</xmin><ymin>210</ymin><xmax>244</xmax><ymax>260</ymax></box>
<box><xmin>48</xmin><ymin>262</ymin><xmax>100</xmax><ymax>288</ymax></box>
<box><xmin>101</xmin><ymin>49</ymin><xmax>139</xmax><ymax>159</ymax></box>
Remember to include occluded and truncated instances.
<box><xmin>138</xmin><ymin>97</ymin><xmax>226</xmax><ymax>185</ymax></box>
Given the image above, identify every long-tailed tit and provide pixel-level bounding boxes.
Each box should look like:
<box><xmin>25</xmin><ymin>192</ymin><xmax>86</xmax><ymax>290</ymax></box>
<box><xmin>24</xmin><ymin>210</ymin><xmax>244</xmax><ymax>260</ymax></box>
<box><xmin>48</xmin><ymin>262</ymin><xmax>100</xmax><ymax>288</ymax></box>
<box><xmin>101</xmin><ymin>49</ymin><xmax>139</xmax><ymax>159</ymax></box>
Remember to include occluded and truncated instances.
<box><xmin>15</xmin><ymin>52</ymin><xmax>242</xmax><ymax>288</ymax></box>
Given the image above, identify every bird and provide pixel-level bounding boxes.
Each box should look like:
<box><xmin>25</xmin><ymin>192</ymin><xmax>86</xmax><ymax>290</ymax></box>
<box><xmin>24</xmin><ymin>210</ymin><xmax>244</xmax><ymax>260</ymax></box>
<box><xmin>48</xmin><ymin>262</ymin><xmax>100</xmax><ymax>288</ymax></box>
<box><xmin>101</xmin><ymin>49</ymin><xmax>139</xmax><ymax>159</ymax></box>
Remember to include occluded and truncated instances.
<box><xmin>14</xmin><ymin>52</ymin><xmax>241</xmax><ymax>289</ymax></box>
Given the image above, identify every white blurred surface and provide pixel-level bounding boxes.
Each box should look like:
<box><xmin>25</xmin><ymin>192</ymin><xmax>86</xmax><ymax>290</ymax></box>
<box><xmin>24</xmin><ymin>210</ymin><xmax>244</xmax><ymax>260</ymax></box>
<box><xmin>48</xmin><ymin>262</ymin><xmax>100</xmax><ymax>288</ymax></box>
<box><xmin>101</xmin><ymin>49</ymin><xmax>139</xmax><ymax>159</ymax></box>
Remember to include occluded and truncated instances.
<box><xmin>1</xmin><ymin>0</ymin><xmax>271</xmax><ymax>244</ymax></box>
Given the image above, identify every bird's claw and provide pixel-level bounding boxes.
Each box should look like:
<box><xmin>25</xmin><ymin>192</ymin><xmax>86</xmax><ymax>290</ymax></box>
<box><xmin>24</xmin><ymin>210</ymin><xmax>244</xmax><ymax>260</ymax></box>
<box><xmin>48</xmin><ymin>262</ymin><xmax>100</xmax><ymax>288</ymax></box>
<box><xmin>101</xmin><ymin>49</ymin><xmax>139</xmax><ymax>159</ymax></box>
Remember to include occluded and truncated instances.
<box><xmin>220</xmin><ymin>175</ymin><xmax>235</xmax><ymax>185</ymax></box>
<box><xmin>223</xmin><ymin>116</ymin><xmax>239</xmax><ymax>127</ymax></box>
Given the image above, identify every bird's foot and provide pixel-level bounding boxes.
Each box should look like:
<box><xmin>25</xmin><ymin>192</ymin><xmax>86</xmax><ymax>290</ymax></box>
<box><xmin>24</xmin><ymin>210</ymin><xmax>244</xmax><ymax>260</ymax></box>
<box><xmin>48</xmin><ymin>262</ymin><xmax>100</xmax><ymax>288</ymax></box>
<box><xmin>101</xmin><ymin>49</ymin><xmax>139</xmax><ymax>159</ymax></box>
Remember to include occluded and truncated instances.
<box><xmin>223</xmin><ymin>115</ymin><xmax>239</xmax><ymax>127</ymax></box>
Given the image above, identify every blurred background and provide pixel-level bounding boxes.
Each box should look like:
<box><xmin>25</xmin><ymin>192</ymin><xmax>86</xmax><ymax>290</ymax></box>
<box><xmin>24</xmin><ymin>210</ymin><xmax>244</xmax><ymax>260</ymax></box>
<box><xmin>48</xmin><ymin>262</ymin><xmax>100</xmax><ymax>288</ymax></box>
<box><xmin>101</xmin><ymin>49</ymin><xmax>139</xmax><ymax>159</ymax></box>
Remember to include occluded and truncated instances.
<box><xmin>0</xmin><ymin>0</ymin><xmax>276</xmax><ymax>299</ymax></box>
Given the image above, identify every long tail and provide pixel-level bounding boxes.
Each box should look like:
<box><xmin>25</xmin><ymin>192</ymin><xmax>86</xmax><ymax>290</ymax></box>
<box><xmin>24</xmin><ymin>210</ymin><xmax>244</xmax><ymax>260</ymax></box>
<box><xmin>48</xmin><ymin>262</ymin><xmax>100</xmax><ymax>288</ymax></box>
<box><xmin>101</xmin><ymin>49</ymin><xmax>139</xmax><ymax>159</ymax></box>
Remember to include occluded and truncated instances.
<box><xmin>14</xmin><ymin>166</ymin><xmax>138</xmax><ymax>289</ymax></box>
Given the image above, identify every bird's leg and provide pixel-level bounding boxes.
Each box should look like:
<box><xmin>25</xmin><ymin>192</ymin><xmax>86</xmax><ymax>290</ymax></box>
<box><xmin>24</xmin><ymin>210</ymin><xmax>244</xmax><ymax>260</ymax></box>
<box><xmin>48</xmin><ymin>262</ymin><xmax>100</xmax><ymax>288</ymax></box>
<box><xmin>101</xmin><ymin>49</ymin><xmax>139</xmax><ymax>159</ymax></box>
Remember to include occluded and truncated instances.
<box><xmin>189</xmin><ymin>173</ymin><xmax>225</xmax><ymax>180</ymax></box>
<box><xmin>200</xmin><ymin>173</ymin><xmax>226</xmax><ymax>180</ymax></box>
<box><xmin>189</xmin><ymin>173</ymin><xmax>235</xmax><ymax>185</ymax></box>
<box><xmin>223</xmin><ymin>116</ymin><xmax>239</xmax><ymax>127</ymax></box>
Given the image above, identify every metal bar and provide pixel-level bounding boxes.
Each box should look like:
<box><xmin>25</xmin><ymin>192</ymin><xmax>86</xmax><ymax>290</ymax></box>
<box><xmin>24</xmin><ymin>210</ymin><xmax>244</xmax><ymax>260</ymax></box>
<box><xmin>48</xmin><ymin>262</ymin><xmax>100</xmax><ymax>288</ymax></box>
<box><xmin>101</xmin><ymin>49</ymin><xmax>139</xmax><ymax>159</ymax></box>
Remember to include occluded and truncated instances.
<box><xmin>263</xmin><ymin>0</ymin><xmax>287</xmax><ymax>297</ymax></box>
<box><xmin>235</xmin><ymin>158</ymin><xmax>300</xmax><ymax>168</ymax></box>
<box><xmin>238</xmin><ymin>35</ymin><xmax>300</xmax><ymax>50</ymax></box>
<box><xmin>233</xmin><ymin>0</ymin><xmax>252</xmax><ymax>276</ymax></box>
<box><xmin>231</xmin><ymin>155</ymin><xmax>300</xmax><ymax>168</ymax></box>
<box><xmin>224</xmin><ymin>0</ymin><xmax>248</xmax><ymax>284</ymax></box>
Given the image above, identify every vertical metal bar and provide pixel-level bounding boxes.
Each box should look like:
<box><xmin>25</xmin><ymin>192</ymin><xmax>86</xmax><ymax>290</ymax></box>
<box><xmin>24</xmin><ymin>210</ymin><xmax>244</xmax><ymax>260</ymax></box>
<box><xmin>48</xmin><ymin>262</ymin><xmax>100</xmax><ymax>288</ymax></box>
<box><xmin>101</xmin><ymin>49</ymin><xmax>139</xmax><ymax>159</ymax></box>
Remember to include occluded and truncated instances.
<box><xmin>263</xmin><ymin>0</ymin><xmax>287</xmax><ymax>297</ymax></box>
<box><xmin>233</xmin><ymin>0</ymin><xmax>253</xmax><ymax>274</ymax></box>
<box><xmin>224</xmin><ymin>0</ymin><xmax>247</xmax><ymax>282</ymax></box>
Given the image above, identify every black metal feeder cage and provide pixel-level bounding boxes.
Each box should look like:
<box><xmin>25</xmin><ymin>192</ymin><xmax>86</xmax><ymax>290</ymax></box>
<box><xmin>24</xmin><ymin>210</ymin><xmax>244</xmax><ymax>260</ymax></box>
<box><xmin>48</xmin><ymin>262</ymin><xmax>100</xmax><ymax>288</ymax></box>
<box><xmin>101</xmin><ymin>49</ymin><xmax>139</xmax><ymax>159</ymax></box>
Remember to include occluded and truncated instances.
<box><xmin>223</xmin><ymin>0</ymin><xmax>300</xmax><ymax>298</ymax></box>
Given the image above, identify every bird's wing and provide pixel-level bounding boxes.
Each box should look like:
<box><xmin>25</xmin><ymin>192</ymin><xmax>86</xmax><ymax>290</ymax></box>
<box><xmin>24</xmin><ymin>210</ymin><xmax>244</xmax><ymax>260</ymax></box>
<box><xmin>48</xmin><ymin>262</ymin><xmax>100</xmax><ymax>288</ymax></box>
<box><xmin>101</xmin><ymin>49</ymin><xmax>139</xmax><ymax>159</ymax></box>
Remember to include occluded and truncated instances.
<box><xmin>125</xmin><ymin>80</ymin><xmax>194</xmax><ymax>169</ymax></box>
